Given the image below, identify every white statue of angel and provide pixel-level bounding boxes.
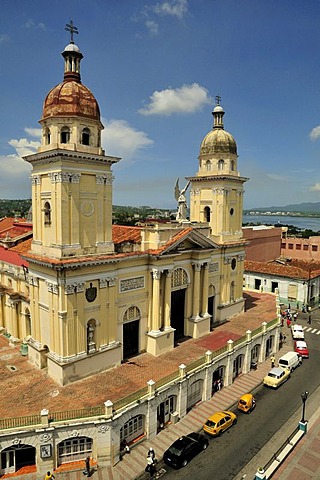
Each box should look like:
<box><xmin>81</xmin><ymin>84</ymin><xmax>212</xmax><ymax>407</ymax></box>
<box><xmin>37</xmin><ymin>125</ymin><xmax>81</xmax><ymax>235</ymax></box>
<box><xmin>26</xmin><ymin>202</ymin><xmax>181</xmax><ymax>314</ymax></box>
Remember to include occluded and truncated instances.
<box><xmin>174</xmin><ymin>178</ymin><xmax>190</xmax><ymax>222</ymax></box>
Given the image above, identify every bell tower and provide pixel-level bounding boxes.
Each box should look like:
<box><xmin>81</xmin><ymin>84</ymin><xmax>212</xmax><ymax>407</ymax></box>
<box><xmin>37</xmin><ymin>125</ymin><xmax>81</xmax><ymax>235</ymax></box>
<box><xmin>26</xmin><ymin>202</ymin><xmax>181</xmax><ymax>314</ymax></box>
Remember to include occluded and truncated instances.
<box><xmin>24</xmin><ymin>21</ymin><xmax>120</xmax><ymax>258</ymax></box>
<box><xmin>189</xmin><ymin>96</ymin><xmax>248</xmax><ymax>244</ymax></box>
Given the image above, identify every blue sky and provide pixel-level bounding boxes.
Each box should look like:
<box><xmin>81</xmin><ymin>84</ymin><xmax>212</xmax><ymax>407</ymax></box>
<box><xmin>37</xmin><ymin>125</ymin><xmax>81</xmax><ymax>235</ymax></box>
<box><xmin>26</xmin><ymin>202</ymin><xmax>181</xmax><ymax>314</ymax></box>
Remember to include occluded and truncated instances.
<box><xmin>1</xmin><ymin>0</ymin><xmax>320</xmax><ymax>210</ymax></box>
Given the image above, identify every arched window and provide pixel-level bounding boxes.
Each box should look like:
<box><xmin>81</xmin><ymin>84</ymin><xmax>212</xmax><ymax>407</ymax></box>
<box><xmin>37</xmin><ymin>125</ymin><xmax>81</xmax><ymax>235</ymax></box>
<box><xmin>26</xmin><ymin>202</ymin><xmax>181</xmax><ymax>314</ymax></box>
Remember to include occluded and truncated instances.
<box><xmin>205</xmin><ymin>160</ymin><xmax>211</xmax><ymax>171</ymax></box>
<box><xmin>60</xmin><ymin>126</ymin><xmax>70</xmax><ymax>144</ymax></box>
<box><xmin>218</xmin><ymin>159</ymin><xmax>224</xmax><ymax>170</ymax></box>
<box><xmin>43</xmin><ymin>201</ymin><xmax>51</xmax><ymax>226</ymax></box>
<box><xmin>82</xmin><ymin>127</ymin><xmax>90</xmax><ymax>145</ymax></box>
<box><xmin>44</xmin><ymin>127</ymin><xmax>51</xmax><ymax>145</ymax></box>
<box><xmin>204</xmin><ymin>206</ymin><xmax>210</xmax><ymax>222</ymax></box>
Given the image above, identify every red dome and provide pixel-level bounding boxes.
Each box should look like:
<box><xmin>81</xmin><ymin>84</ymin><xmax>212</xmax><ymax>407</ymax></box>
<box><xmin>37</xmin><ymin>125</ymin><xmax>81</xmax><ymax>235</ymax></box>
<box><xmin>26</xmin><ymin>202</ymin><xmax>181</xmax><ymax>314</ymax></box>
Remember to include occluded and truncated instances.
<box><xmin>41</xmin><ymin>80</ymin><xmax>101</xmax><ymax>121</ymax></box>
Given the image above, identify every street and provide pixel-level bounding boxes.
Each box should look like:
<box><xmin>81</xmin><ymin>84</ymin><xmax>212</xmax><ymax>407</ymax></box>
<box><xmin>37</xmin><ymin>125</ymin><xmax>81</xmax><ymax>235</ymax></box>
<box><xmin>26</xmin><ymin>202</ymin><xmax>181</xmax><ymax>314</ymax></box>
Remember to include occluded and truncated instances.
<box><xmin>162</xmin><ymin>317</ymin><xmax>320</xmax><ymax>480</ymax></box>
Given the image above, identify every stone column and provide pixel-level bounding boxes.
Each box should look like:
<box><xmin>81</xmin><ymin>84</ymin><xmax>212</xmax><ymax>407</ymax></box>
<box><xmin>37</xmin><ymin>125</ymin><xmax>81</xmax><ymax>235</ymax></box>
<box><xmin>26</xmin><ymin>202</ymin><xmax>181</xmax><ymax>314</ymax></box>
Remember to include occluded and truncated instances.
<box><xmin>192</xmin><ymin>262</ymin><xmax>201</xmax><ymax>319</ymax></box>
<box><xmin>164</xmin><ymin>270</ymin><xmax>172</xmax><ymax>329</ymax></box>
<box><xmin>201</xmin><ymin>263</ymin><xmax>209</xmax><ymax>316</ymax></box>
<box><xmin>108</xmin><ymin>277</ymin><xmax>117</xmax><ymax>342</ymax></box>
<box><xmin>151</xmin><ymin>269</ymin><xmax>161</xmax><ymax>331</ymax></box>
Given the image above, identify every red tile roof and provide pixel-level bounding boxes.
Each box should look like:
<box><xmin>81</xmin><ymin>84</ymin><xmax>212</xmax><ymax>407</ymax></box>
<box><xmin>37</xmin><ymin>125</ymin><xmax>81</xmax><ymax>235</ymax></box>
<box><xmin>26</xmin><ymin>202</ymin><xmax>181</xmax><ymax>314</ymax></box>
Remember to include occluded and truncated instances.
<box><xmin>0</xmin><ymin>245</ymin><xmax>29</xmax><ymax>267</ymax></box>
<box><xmin>112</xmin><ymin>225</ymin><xmax>142</xmax><ymax>244</ymax></box>
<box><xmin>245</xmin><ymin>258</ymin><xmax>320</xmax><ymax>280</ymax></box>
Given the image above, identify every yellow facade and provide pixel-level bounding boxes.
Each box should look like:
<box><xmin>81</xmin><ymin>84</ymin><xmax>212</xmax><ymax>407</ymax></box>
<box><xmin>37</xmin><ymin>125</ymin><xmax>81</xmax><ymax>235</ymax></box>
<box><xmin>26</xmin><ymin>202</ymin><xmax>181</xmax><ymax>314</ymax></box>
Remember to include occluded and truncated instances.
<box><xmin>0</xmin><ymin>40</ymin><xmax>247</xmax><ymax>385</ymax></box>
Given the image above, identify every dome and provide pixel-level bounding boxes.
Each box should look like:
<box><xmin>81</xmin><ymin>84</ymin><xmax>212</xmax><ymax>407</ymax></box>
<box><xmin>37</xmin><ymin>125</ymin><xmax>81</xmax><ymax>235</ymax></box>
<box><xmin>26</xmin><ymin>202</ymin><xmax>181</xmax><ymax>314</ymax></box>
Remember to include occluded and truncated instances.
<box><xmin>41</xmin><ymin>81</ymin><xmax>101</xmax><ymax>121</ymax></box>
<box><xmin>200</xmin><ymin>128</ymin><xmax>237</xmax><ymax>155</ymax></box>
<box><xmin>64</xmin><ymin>42</ymin><xmax>80</xmax><ymax>53</ymax></box>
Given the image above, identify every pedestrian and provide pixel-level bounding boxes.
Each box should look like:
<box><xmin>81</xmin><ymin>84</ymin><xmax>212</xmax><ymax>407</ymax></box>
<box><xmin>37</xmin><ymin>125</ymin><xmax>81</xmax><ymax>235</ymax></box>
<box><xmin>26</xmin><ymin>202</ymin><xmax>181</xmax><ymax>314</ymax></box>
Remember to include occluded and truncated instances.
<box><xmin>145</xmin><ymin>455</ymin><xmax>156</xmax><ymax>478</ymax></box>
<box><xmin>308</xmin><ymin>314</ymin><xmax>311</xmax><ymax>325</ymax></box>
<box><xmin>83</xmin><ymin>455</ymin><xmax>91</xmax><ymax>477</ymax></box>
<box><xmin>148</xmin><ymin>447</ymin><xmax>156</xmax><ymax>461</ymax></box>
<box><xmin>302</xmin><ymin>303</ymin><xmax>306</xmax><ymax>313</ymax></box>
<box><xmin>270</xmin><ymin>355</ymin><xmax>275</xmax><ymax>368</ymax></box>
<box><xmin>45</xmin><ymin>472</ymin><xmax>55</xmax><ymax>480</ymax></box>
<box><xmin>120</xmin><ymin>439</ymin><xmax>130</xmax><ymax>460</ymax></box>
<box><xmin>286</xmin><ymin>317</ymin><xmax>291</xmax><ymax>328</ymax></box>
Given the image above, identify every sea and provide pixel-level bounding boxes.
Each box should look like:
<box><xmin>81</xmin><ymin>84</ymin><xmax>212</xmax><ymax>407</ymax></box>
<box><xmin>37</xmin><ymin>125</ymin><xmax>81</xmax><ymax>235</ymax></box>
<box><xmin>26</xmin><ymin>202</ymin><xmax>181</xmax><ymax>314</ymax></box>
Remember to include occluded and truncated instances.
<box><xmin>242</xmin><ymin>214</ymin><xmax>320</xmax><ymax>232</ymax></box>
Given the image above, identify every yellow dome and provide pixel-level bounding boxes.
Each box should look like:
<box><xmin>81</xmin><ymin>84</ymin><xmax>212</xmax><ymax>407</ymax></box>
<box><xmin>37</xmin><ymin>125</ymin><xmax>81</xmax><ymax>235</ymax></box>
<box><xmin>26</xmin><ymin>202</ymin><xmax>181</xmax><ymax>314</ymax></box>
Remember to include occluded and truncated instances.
<box><xmin>200</xmin><ymin>128</ymin><xmax>237</xmax><ymax>155</ymax></box>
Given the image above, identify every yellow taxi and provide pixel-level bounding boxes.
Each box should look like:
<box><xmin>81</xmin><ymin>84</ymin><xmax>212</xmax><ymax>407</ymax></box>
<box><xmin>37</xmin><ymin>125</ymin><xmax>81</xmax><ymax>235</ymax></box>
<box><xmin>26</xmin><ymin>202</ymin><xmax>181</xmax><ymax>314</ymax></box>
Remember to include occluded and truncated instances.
<box><xmin>263</xmin><ymin>366</ymin><xmax>290</xmax><ymax>389</ymax></box>
<box><xmin>237</xmin><ymin>393</ymin><xmax>256</xmax><ymax>413</ymax></box>
<box><xmin>203</xmin><ymin>410</ymin><xmax>237</xmax><ymax>437</ymax></box>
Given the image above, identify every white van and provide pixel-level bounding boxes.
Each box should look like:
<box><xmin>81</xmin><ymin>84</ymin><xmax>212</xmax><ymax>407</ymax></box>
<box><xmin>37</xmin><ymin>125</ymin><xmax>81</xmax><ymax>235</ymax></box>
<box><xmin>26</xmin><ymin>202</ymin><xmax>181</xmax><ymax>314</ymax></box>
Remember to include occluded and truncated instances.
<box><xmin>278</xmin><ymin>351</ymin><xmax>302</xmax><ymax>372</ymax></box>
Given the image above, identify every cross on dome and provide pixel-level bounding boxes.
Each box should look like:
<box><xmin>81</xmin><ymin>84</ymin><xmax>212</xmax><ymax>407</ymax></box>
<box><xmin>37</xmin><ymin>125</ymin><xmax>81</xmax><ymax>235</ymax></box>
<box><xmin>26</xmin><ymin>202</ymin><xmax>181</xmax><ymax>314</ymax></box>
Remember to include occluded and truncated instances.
<box><xmin>215</xmin><ymin>94</ymin><xmax>221</xmax><ymax>106</ymax></box>
<box><xmin>65</xmin><ymin>20</ymin><xmax>79</xmax><ymax>43</ymax></box>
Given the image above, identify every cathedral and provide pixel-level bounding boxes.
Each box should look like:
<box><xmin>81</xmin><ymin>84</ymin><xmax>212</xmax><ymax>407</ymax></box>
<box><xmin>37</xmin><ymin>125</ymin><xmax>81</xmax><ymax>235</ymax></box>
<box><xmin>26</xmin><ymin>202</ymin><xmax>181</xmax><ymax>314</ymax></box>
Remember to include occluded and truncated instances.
<box><xmin>0</xmin><ymin>26</ymin><xmax>284</xmax><ymax>477</ymax></box>
<box><xmin>0</xmin><ymin>26</ymin><xmax>247</xmax><ymax>386</ymax></box>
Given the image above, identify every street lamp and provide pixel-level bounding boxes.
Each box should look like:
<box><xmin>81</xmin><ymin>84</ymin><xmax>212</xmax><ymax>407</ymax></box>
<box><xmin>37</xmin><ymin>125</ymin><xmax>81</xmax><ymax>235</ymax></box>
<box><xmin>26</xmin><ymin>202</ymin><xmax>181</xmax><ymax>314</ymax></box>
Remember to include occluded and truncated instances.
<box><xmin>301</xmin><ymin>391</ymin><xmax>309</xmax><ymax>423</ymax></box>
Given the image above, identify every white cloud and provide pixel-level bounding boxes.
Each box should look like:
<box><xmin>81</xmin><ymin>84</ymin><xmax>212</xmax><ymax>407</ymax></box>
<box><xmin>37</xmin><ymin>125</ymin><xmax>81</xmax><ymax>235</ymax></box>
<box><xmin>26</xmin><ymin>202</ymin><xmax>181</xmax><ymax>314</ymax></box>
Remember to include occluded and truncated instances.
<box><xmin>266</xmin><ymin>173</ymin><xmax>294</xmax><ymax>182</ymax></box>
<box><xmin>145</xmin><ymin>19</ymin><xmax>159</xmax><ymax>36</ymax></box>
<box><xmin>101</xmin><ymin>119</ymin><xmax>153</xmax><ymax>162</ymax></box>
<box><xmin>310</xmin><ymin>183</ymin><xmax>320</xmax><ymax>192</ymax></box>
<box><xmin>138</xmin><ymin>83</ymin><xmax>212</xmax><ymax>116</ymax></box>
<box><xmin>24</xmin><ymin>19</ymin><xmax>46</xmax><ymax>31</ymax></box>
<box><xmin>309</xmin><ymin>126</ymin><xmax>320</xmax><ymax>141</ymax></box>
<box><xmin>8</xmin><ymin>138</ymin><xmax>40</xmax><ymax>157</ymax></box>
<box><xmin>0</xmin><ymin>155</ymin><xmax>32</xmax><ymax>198</ymax></box>
<box><xmin>152</xmin><ymin>0</ymin><xmax>189</xmax><ymax>19</ymax></box>
<box><xmin>24</xmin><ymin>128</ymin><xmax>41</xmax><ymax>138</ymax></box>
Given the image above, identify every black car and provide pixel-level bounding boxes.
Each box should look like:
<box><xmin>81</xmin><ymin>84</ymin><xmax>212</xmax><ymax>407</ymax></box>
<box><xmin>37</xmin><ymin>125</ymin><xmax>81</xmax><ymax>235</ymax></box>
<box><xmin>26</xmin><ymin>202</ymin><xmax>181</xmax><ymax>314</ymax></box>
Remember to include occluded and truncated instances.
<box><xmin>163</xmin><ymin>432</ymin><xmax>209</xmax><ymax>469</ymax></box>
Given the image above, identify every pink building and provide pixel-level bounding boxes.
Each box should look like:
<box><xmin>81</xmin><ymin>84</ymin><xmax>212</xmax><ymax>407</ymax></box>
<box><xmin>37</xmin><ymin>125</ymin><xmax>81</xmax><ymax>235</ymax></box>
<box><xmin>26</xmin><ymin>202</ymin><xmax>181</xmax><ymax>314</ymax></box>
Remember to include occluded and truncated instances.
<box><xmin>242</xmin><ymin>226</ymin><xmax>282</xmax><ymax>262</ymax></box>
<box><xmin>281</xmin><ymin>236</ymin><xmax>320</xmax><ymax>261</ymax></box>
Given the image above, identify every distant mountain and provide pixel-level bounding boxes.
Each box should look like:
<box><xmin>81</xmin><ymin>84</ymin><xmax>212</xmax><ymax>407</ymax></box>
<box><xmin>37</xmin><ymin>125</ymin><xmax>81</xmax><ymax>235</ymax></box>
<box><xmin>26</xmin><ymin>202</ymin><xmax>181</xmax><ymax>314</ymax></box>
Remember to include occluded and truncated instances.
<box><xmin>247</xmin><ymin>202</ymin><xmax>320</xmax><ymax>214</ymax></box>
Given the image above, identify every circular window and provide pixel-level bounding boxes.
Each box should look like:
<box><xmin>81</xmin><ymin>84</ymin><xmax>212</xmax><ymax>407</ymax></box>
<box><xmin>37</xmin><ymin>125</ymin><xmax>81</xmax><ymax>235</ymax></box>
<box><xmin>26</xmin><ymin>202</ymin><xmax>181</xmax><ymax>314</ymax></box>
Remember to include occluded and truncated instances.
<box><xmin>231</xmin><ymin>258</ymin><xmax>236</xmax><ymax>270</ymax></box>
<box><xmin>230</xmin><ymin>208</ymin><xmax>234</xmax><ymax>215</ymax></box>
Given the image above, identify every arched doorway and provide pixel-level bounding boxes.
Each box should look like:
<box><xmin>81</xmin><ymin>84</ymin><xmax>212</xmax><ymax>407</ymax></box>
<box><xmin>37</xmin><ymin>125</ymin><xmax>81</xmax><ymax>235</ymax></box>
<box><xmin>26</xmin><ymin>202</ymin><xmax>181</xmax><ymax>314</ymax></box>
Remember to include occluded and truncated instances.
<box><xmin>171</xmin><ymin>268</ymin><xmax>188</xmax><ymax>341</ymax></box>
<box><xmin>157</xmin><ymin>395</ymin><xmax>176</xmax><ymax>429</ymax></box>
<box><xmin>0</xmin><ymin>444</ymin><xmax>36</xmax><ymax>475</ymax></box>
<box><xmin>233</xmin><ymin>354</ymin><xmax>244</xmax><ymax>380</ymax></box>
<box><xmin>57</xmin><ymin>436</ymin><xmax>92</xmax><ymax>466</ymax></box>
<box><xmin>212</xmin><ymin>366</ymin><xmax>225</xmax><ymax>394</ymax></box>
<box><xmin>123</xmin><ymin>306</ymin><xmax>140</xmax><ymax>359</ymax></box>
<box><xmin>251</xmin><ymin>344</ymin><xmax>260</xmax><ymax>368</ymax></box>
<box><xmin>120</xmin><ymin>414</ymin><xmax>145</xmax><ymax>445</ymax></box>
<box><xmin>187</xmin><ymin>379</ymin><xmax>203</xmax><ymax>411</ymax></box>
<box><xmin>265</xmin><ymin>336</ymin><xmax>274</xmax><ymax>359</ymax></box>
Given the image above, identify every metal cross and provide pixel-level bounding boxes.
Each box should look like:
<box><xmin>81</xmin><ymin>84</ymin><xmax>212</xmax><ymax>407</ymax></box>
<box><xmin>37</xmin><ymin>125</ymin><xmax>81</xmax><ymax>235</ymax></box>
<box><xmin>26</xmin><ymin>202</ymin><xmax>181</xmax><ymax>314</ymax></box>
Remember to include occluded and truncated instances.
<box><xmin>65</xmin><ymin>20</ymin><xmax>79</xmax><ymax>43</ymax></box>
<box><xmin>215</xmin><ymin>94</ymin><xmax>221</xmax><ymax>105</ymax></box>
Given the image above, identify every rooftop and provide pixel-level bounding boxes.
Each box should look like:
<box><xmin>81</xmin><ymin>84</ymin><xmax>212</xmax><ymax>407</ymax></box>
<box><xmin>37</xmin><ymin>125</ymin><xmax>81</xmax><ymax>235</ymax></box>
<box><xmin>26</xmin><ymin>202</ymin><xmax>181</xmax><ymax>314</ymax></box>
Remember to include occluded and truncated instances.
<box><xmin>0</xmin><ymin>291</ymin><xmax>276</xmax><ymax>420</ymax></box>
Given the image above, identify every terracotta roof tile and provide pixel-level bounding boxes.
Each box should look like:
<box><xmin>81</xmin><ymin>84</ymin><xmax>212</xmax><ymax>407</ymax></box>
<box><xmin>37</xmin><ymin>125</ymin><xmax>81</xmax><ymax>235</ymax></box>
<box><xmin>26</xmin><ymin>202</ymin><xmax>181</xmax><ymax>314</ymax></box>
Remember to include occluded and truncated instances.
<box><xmin>112</xmin><ymin>225</ymin><xmax>142</xmax><ymax>244</ymax></box>
<box><xmin>0</xmin><ymin>291</ymin><xmax>276</xmax><ymax>418</ymax></box>
<box><xmin>245</xmin><ymin>258</ymin><xmax>320</xmax><ymax>280</ymax></box>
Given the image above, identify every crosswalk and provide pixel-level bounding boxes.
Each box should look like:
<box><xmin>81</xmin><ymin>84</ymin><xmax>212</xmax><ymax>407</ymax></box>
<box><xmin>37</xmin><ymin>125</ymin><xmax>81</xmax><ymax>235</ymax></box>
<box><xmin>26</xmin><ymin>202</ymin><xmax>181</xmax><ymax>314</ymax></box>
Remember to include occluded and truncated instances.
<box><xmin>302</xmin><ymin>326</ymin><xmax>320</xmax><ymax>335</ymax></box>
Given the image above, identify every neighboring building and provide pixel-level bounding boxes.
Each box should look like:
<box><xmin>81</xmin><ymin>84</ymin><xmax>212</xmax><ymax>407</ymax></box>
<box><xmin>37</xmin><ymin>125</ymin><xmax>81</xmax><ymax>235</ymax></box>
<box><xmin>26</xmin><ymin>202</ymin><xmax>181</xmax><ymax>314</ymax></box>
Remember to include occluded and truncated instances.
<box><xmin>281</xmin><ymin>235</ymin><xmax>320</xmax><ymax>261</ymax></box>
<box><xmin>244</xmin><ymin>258</ymin><xmax>320</xmax><ymax>308</ymax></box>
<box><xmin>243</xmin><ymin>225</ymin><xmax>282</xmax><ymax>262</ymax></box>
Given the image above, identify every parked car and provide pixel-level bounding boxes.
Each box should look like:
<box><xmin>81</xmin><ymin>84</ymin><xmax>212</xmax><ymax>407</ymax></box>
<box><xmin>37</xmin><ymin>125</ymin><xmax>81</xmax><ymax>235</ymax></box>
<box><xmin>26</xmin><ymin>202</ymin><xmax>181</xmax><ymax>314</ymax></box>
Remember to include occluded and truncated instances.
<box><xmin>278</xmin><ymin>351</ymin><xmax>302</xmax><ymax>371</ymax></box>
<box><xmin>203</xmin><ymin>410</ymin><xmax>237</xmax><ymax>436</ymax></box>
<box><xmin>263</xmin><ymin>367</ymin><xmax>290</xmax><ymax>389</ymax></box>
<box><xmin>163</xmin><ymin>432</ymin><xmax>209</xmax><ymax>468</ymax></box>
<box><xmin>237</xmin><ymin>393</ymin><xmax>256</xmax><ymax>413</ymax></box>
<box><xmin>294</xmin><ymin>340</ymin><xmax>309</xmax><ymax>358</ymax></box>
<box><xmin>291</xmin><ymin>324</ymin><xmax>304</xmax><ymax>339</ymax></box>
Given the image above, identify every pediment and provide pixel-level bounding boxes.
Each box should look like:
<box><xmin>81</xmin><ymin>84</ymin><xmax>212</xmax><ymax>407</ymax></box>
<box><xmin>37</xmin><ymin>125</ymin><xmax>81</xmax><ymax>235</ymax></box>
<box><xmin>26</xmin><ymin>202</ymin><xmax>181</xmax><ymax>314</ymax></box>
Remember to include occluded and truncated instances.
<box><xmin>159</xmin><ymin>228</ymin><xmax>219</xmax><ymax>255</ymax></box>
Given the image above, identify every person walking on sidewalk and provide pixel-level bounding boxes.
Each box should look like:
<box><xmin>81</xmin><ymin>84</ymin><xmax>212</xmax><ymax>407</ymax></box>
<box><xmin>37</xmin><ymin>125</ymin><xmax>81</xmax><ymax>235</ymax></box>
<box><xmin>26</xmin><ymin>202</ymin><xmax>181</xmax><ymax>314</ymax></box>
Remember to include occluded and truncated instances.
<box><xmin>83</xmin><ymin>455</ymin><xmax>91</xmax><ymax>477</ymax></box>
<box><xmin>270</xmin><ymin>355</ymin><xmax>275</xmax><ymax>368</ymax></box>
<box><xmin>308</xmin><ymin>314</ymin><xmax>312</xmax><ymax>325</ymax></box>
<box><xmin>45</xmin><ymin>472</ymin><xmax>55</xmax><ymax>480</ymax></box>
<box><xmin>145</xmin><ymin>455</ymin><xmax>156</xmax><ymax>478</ymax></box>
